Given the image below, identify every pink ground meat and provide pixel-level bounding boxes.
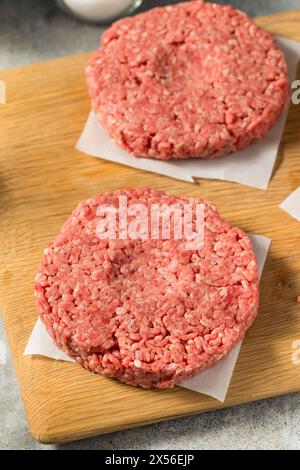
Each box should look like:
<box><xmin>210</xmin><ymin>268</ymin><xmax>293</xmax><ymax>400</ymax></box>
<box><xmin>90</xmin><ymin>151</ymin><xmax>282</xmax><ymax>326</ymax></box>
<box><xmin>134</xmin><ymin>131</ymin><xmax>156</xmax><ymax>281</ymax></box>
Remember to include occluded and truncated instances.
<box><xmin>35</xmin><ymin>189</ymin><xmax>259</xmax><ymax>388</ymax></box>
<box><xmin>86</xmin><ymin>1</ymin><xmax>289</xmax><ymax>160</ymax></box>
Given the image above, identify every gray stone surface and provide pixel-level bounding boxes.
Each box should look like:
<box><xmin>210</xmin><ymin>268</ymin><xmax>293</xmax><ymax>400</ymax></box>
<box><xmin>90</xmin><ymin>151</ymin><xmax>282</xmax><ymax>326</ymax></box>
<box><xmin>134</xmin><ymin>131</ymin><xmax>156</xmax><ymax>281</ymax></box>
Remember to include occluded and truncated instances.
<box><xmin>0</xmin><ymin>0</ymin><xmax>300</xmax><ymax>450</ymax></box>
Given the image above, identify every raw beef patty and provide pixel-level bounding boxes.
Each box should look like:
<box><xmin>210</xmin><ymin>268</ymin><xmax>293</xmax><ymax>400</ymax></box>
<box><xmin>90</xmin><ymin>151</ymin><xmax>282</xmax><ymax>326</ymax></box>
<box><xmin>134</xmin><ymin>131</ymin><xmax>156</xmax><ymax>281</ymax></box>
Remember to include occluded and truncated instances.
<box><xmin>35</xmin><ymin>189</ymin><xmax>259</xmax><ymax>388</ymax></box>
<box><xmin>86</xmin><ymin>1</ymin><xmax>289</xmax><ymax>160</ymax></box>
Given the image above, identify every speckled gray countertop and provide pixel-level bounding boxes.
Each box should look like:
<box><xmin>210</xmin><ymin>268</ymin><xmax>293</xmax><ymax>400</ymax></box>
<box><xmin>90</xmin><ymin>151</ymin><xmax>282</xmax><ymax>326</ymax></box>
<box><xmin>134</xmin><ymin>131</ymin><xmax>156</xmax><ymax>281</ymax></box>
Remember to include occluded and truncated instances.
<box><xmin>1</xmin><ymin>0</ymin><xmax>300</xmax><ymax>450</ymax></box>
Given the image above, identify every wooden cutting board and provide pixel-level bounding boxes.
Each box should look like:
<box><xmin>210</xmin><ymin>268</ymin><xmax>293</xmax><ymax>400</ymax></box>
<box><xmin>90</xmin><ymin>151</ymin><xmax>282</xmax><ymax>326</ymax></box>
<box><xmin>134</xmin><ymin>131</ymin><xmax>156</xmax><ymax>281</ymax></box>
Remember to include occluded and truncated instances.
<box><xmin>1</xmin><ymin>8</ymin><xmax>300</xmax><ymax>445</ymax></box>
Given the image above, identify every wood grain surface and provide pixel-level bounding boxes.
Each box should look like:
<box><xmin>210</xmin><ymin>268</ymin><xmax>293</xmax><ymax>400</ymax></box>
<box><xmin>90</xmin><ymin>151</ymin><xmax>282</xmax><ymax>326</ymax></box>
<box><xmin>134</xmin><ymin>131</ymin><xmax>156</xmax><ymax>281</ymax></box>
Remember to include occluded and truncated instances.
<box><xmin>0</xmin><ymin>9</ymin><xmax>300</xmax><ymax>444</ymax></box>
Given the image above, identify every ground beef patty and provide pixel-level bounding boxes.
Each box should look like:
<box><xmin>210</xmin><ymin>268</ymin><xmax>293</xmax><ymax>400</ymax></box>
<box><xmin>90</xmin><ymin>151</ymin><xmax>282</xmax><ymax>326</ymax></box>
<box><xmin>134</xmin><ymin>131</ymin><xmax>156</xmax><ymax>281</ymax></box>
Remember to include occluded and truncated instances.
<box><xmin>35</xmin><ymin>189</ymin><xmax>259</xmax><ymax>388</ymax></box>
<box><xmin>86</xmin><ymin>1</ymin><xmax>289</xmax><ymax>160</ymax></box>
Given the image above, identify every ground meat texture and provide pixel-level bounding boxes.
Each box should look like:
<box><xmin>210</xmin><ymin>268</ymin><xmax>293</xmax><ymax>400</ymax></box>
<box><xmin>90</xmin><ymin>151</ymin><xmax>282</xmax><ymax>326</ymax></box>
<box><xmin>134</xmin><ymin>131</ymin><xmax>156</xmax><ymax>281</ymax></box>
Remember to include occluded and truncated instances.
<box><xmin>35</xmin><ymin>189</ymin><xmax>259</xmax><ymax>388</ymax></box>
<box><xmin>85</xmin><ymin>1</ymin><xmax>289</xmax><ymax>160</ymax></box>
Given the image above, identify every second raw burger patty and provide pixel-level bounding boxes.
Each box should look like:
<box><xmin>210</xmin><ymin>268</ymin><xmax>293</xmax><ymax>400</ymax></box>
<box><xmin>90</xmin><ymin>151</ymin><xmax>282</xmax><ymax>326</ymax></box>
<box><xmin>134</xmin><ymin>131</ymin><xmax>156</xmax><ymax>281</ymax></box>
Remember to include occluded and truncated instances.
<box><xmin>86</xmin><ymin>1</ymin><xmax>289</xmax><ymax>160</ymax></box>
<box><xmin>35</xmin><ymin>189</ymin><xmax>259</xmax><ymax>388</ymax></box>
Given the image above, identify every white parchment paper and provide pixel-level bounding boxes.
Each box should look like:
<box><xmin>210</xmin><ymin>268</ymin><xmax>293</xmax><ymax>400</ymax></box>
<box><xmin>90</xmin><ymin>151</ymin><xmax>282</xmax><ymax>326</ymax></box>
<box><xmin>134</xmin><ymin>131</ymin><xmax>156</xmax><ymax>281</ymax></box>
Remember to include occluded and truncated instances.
<box><xmin>24</xmin><ymin>234</ymin><xmax>271</xmax><ymax>402</ymax></box>
<box><xmin>279</xmin><ymin>186</ymin><xmax>300</xmax><ymax>221</ymax></box>
<box><xmin>76</xmin><ymin>37</ymin><xmax>300</xmax><ymax>190</ymax></box>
